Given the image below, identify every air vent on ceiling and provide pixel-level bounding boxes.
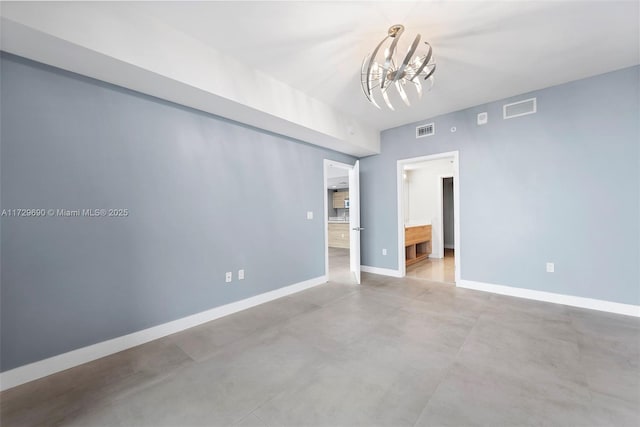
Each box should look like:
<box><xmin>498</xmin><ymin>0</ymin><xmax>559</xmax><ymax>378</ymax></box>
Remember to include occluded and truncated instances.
<box><xmin>416</xmin><ymin>123</ymin><xmax>435</xmax><ymax>138</ymax></box>
<box><xmin>503</xmin><ymin>97</ymin><xmax>537</xmax><ymax>120</ymax></box>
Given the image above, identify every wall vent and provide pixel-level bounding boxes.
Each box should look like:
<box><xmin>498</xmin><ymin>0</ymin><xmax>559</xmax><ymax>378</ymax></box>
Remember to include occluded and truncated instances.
<box><xmin>416</xmin><ymin>123</ymin><xmax>435</xmax><ymax>138</ymax></box>
<box><xmin>503</xmin><ymin>97</ymin><xmax>537</xmax><ymax>119</ymax></box>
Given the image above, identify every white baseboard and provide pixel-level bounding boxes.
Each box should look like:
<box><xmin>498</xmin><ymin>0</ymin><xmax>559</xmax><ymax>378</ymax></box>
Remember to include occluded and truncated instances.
<box><xmin>360</xmin><ymin>265</ymin><xmax>402</xmax><ymax>278</ymax></box>
<box><xmin>0</xmin><ymin>275</ymin><xmax>327</xmax><ymax>392</ymax></box>
<box><xmin>458</xmin><ymin>280</ymin><xmax>640</xmax><ymax>317</ymax></box>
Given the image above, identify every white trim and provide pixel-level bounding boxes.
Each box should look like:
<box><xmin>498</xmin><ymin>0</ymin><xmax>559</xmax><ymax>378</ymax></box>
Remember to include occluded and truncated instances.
<box><xmin>397</xmin><ymin>151</ymin><xmax>461</xmax><ymax>284</ymax></box>
<box><xmin>453</xmin><ymin>154</ymin><xmax>461</xmax><ymax>284</ymax></box>
<box><xmin>324</xmin><ymin>160</ymin><xmax>330</xmax><ymax>279</ymax></box>
<box><xmin>0</xmin><ymin>275</ymin><xmax>327</xmax><ymax>392</ymax></box>
<box><xmin>397</xmin><ymin>161</ymin><xmax>405</xmax><ymax>277</ymax></box>
<box><xmin>458</xmin><ymin>280</ymin><xmax>640</xmax><ymax>317</ymax></box>
<box><xmin>503</xmin><ymin>97</ymin><xmax>537</xmax><ymax>119</ymax></box>
<box><xmin>360</xmin><ymin>265</ymin><xmax>403</xmax><ymax>278</ymax></box>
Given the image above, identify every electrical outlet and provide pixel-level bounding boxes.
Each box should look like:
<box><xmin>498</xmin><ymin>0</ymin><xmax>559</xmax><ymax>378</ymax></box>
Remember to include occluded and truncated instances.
<box><xmin>382</xmin><ymin>248</ymin><xmax>387</xmax><ymax>256</ymax></box>
<box><xmin>238</xmin><ymin>269</ymin><xmax>245</xmax><ymax>280</ymax></box>
<box><xmin>546</xmin><ymin>262</ymin><xmax>554</xmax><ymax>273</ymax></box>
<box><xmin>225</xmin><ymin>272</ymin><xmax>232</xmax><ymax>282</ymax></box>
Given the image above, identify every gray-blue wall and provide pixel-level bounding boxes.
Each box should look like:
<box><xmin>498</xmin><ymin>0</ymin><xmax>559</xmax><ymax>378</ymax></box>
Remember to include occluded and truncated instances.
<box><xmin>360</xmin><ymin>66</ymin><xmax>640</xmax><ymax>306</ymax></box>
<box><xmin>0</xmin><ymin>53</ymin><xmax>355</xmax><ymax>371</ymax></box>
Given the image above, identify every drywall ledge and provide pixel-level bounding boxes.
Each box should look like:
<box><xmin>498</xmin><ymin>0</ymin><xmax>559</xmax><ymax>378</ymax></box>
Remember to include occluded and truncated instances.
<box><xmin>0</xmin><ymin>275</ymin><xmax>327</xmax><ymax>392</ymax></box>
<box><xmin>458</xmin><ymin>280</ymin><xmax>640</xmax><ymax>317</ymax></box>
<box><xmin>0</xmin><ymin>2</ymin><xmax>379</xmax><ymax>156</ymax></box>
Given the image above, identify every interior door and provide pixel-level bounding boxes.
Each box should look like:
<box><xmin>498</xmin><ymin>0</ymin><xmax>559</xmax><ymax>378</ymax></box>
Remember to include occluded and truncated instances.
<box><xmin>349</xmin><ymin>160</ymin><xmax>361</xmax><ymax>284</ymax></box>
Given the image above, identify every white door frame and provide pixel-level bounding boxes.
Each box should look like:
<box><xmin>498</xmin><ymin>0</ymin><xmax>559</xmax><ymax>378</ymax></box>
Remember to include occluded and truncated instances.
<box><xmin>397</xmin><ymin>151</ymin><xmax>461</xmax><ymax>283</ymax></box>
<box><xmin>323</xmin><ymin>159</ymin><xmax>354</xmax><ymax>279</ymax></box>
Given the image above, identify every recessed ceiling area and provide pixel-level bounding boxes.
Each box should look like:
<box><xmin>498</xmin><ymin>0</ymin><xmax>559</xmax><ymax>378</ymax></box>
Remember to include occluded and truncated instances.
<box><xmin>1</xmin><ymin>1</ymin><xmax>638</xmax><ymax>154</ymax></box>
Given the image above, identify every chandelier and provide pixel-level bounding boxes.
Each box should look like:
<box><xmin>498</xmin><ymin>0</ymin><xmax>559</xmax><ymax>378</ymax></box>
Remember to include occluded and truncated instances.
<box><xmin>361</xmin><ymin>25</ymin><xmax>436</xmax><ymax>110</ymax></box>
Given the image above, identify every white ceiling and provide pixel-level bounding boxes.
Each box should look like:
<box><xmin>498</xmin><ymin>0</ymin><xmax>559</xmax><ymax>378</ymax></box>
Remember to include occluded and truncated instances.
<box><xmin>130</xmin><ymin>0</ymin><xmax>640</xmax><ymax>131</ymax></box>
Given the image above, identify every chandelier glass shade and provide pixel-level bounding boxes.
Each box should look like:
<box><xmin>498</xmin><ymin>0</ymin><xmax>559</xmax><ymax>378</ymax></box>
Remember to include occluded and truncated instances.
<box><xmin>361</xmin><ymin>24</ymin><xmax>436</xmax><ymax>110</ymax></box>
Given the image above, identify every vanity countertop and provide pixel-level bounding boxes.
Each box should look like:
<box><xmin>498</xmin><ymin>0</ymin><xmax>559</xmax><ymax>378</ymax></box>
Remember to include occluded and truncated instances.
<box><xmin>405</xmin><ymin>221</ymin><xmax>431</xmax><ymax>228</ymax></box>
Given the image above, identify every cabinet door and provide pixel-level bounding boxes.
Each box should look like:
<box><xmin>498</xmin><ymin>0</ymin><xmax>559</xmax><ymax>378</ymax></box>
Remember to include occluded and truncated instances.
<box><xmin>328</xmin><ymin>223</ymin><xmax>350</xmax><ymax>248</ymax></box>
<box><xmin>332</xmin><ymin>191</ymin><xmax>349</xmax><ymax>209</ymax></box>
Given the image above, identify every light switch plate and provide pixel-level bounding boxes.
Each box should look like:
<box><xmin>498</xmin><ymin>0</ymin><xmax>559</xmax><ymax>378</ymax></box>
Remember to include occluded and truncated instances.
<box><xmin>225</xmin><ymin>272</ymin><xmax>232</xmax><ymax>282</ymax></box>
<box><xmin>238</xmin><ymin>269</ymin><xmax>244</xmax><ymax>280</ymax></box>
<box><xmin>306</xmin><ymin>211</ymin><xmax>313</xmax><ymax>220</ymax></box>
<box><xmin>546</xmin><ymin>262</ymin><xmax>554</xmax><ymax>273</ymax></box>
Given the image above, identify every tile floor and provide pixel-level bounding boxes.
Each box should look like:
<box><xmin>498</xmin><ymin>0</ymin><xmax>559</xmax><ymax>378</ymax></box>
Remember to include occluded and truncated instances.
<box><xmin>1</xmin><ymin>250</ymin><xmax>638</xmax><ymax>426</ymax></box>
<box><xmin>406</xmin><ymin>249</ymin><xmax>456</xmax><ymax>284</ymax></box>
<box><xmin>328</xmin><ymin>247</ymin><xmax>355</xmax><ymax>284</ymax></box>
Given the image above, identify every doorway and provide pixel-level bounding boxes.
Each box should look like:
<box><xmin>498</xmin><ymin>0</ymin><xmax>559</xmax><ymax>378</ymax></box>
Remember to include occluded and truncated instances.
<box><xmin>324</xmin><ymin>160</ymin><xmax>362</xmax><ymax>284</ymax></box>
<box><xmin>397</xmin><ymin>151</ymin><xmax>460</xmax><ymax>284</ymax></box>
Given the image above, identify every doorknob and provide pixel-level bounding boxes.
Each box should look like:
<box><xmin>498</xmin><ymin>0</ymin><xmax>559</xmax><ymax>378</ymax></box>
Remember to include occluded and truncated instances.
<box><xmin>352</xmin><ymin>227</ymin><xmax>365</xmax><ymax>231</ymax></box>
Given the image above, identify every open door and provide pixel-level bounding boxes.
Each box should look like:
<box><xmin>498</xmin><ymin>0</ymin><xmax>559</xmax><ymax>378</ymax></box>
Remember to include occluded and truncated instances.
<box><xmin>349</xmin><ymin>160</ymin><xmax>361</xmax><ymax>284</ymax></box>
